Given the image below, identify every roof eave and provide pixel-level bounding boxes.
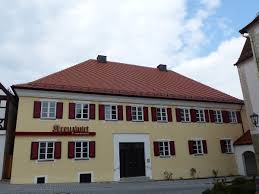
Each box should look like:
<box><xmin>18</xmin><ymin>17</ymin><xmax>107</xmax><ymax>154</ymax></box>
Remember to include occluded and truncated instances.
<box><xmin>233</xmin><ymin>56</ymin><xmax>253</xmax><ymax>66</ymax></box>
<box><xmin>13</xmin><ymin>85</ymin><xmax>244</xmax><ymax>105</ymax></box>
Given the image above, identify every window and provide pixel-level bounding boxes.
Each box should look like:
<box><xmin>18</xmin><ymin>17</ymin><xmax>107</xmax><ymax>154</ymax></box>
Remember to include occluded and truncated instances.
<box><xmin>132</xmin><ymin>106</ymin><xmax>143</xmax><ymax>121</ymax></box>
<box><xmin>41</xmin><ymin>101</ymin><xmax>56</xmax><ymax>119</ymax></box>
<box><xmin>157</xmin><ymin>107</ymin><xmax>167</xmax><ymax>122</ymax></box>
<box><xmin>79</xmin><ymin>173</ymin><xmax>91</xmax><ymax>183</ymax></box>
<box><xmin>159</xmin><ymin>141</ymin><xmax>170</xmax><ymax>157</ymax></box>
<box><xmin>193</xmin><ymin>140</ymin><xmax>204</xmax><ymax>155</ymax></box>
<box><xmin>214</xmin><ymin>110</ymin><xmax>223</xmax><ymax>123</ymax></box>
<box><xmin>223</xmin><ymin>139</ymin><xmax>233</xmax><ymax>153</ymax></box>
<box><xmin>180</xmin><ymin>108</ymin><xmax>190</xmax><ymax>122</ymax></box>
<box><xmin>229</xmin><ymin>111</ymin><xmax>237</xmax><ymax>123</ymax></box>
<box><xmin>196</xmin><ymin>109</ymin><xmax>205</xmax><ymax>122</ymax></box>
<box><xmin>38</xmin><ymin>142</ymin><xmax>54</xmax><ymax>161</ymax></box>
<box><xmin>36</xmin><ymin>176</ymin><xmax>46</xmax><ymax>184</ymax></box>
<box><xmin>0</xmin><ymin>100</ymin><xmax>6</xmax><ymax>129</ymax></box>
<box><xmin>76</xmin><ymin>103</ymin><xmax>89</xmax><ymax>119</ymax></box>
<box><xmin>0</xmin><ymin>100</ymin><xmax>6</xmax><ymax>108</ymax></box>
<box><xmin>105</xmin><ymin>105</ymin><xmax>117</xmax><ymax>120</ymax></box>
<box><xmin>75</xmin><ymin>141</ymin><xmax>89</xmax><ymax>159</ymax></box>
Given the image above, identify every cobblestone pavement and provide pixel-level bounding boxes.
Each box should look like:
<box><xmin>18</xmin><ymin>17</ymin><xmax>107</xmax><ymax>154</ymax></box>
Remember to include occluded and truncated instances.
<box><xmin>0</xmin><ymin>179</ymin><xmax>215</xmax><ymax>194</ymax></box>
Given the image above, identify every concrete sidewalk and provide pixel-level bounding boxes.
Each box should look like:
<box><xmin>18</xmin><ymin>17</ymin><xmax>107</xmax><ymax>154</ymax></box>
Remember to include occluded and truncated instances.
<box><xmin>0</xmin><ymin>178</ymin><xmax>220</xmax><ymax>194</ymax></box>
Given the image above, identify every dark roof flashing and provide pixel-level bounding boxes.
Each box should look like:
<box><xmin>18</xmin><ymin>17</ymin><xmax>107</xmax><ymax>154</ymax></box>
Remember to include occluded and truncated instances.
<box><xmin>239</xmin><ymin>14</ymin><xmax>259</xmax><ymax>34</ymax></box>
<box><xmin>234</xmin><ymin>38</ymin><xmax>253</xmax><ymax>66</ymax></box>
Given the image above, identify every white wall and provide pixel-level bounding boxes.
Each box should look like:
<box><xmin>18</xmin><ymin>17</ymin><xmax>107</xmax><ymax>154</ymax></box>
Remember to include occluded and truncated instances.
<box><xmin>235</xmin><ymin>144</ymin><xmax>255</xmax><ymax>176</ymax></box>
<box><xmin>247</xmin><ymin>21</ymin><xmax>259</xmax><ymax>127</ymax></box>
<box><xmin>0</xmin><ymin>131</ymin><xmax>6</xmax><ymax>179</ymax></box>
<box><xmin>238</xmin><ymin>58</ymin><xmax>259</xmax><ymax>133</ymax></box>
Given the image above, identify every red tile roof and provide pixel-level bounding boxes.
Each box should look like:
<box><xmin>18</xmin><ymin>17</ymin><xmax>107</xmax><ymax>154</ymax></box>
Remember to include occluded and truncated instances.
<box><xmin>234</xmin><ymin>38</ymin><xmax>253</xmax><ymax>66</ymax></box>
<box><xmin>13</xmin><ymin>59</ymin><xmax>243</xmax><ymax>104</ymax></box>
<box><xmin>234</xmin><ymin>130</ymin><xmax>253</xmax><ymax>146</ymax></box>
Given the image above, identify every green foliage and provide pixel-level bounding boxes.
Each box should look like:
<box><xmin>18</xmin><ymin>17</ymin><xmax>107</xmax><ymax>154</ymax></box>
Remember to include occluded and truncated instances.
<box><xmin>231</xmin><ymin>177</ymin><xmax>247</xmax><ymax>185</ymax></box>
<box><xmin>163</xmin><ymin>171</ymin><xmax>173</xmax><ymax>180</ymax></box>
<box><xmin>202</xmin><ymin>177</ymin><xmax>255</xmax><ymax>194</ymax></box>
<box><xmin>212</xmin><ymin>169</ymin><xmax>219</xmax><ymax>178</ymax></box>
<box><xmin>190</xmin><ymin>168</ymin><xmax>197</xmax><ymax>178</ymax></box>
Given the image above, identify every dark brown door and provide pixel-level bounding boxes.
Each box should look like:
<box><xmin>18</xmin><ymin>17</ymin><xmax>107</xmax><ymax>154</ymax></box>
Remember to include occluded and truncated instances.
<box><xmin>119</xmin><ymin>142</ymin><xmax>145</xmax><ymax>178</ymax></box>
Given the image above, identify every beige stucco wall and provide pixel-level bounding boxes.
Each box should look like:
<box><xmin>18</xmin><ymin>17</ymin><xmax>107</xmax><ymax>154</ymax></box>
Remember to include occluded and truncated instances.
<box><xmin>11</xmin><ymin>96</ymin><xmax>246</xmax><ymax>184</ymax></box>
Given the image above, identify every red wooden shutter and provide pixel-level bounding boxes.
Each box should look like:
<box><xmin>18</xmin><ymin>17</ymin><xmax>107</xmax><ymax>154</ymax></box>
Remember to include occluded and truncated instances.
<box><xmin>176</xmin><ymin>108</ymin><xmax>181</xmax><ymax>122</ymax></box>
<box><xmin>209</xmin><ymin>110</ymin><xmax>215</xmax><ymax>123</ymax></box>
<box><xmin>33</xmin><ymin>101</ymin><xmax>41</xmax><ymax>118</ymax></box>
<box><xmin>190</xmin><ymin>109</ymin><xmax>197</xmax><ymax>122</ymax></box>
<box><xmin>90</xmin><ymin>104</ymin><xmax>95</xmax><ymax>119</ymax></box>
<box><xmin>170</xmin><ymin>141</ymin><xmax>175</xmax><ymax>155</ymax></box>
<box><xmin>220</xmin><ymin>140</ymin><xmax>226</xmax><ymax>153</ymax></box>
<box><xmin>54</xmin><ymin>142</ymin><xmax>61</xmax><ymax>159</ymax></box>
<box><xmin>143</xmin><ymin>107</ymin><xmax>149</xmax><ymax>121</ymax></box>
<box><xmin>236</xmin><ymin>111</ymin><xmax>242</xmax><ymax>123</ymax></box>
<box><xmin>118</xmin><ymin>105</ymin><xmax>123</xmax><ymax>120</ymax></box>
<box><xmin>153</xmin><ymin>142</ymin><xmax>159</xmax><ymax>156</ymax></box>
<box><xmin>56</xmin><ymin>102</ymin><xmax>63</xmax><ymax>119</ymax></box>
<box><xmin>204</xmin><ymin>110</ymin><xmax>210</xmax><ymax>122</ymax></box>
<box><xmin>68</xmin><ymin>142</ymin><xmax>75</xmax><ymax>159</ymax></box>
<box><xmin>202</xmin><ymin>140</ymin><xmax>208</xmax><ymax>154</ymax></box>
<box><xmin>69</xmin><ymin>103</ymin><xmax>75</xmax><ymax>119</ymax></box>
<box><xmin>89</xmin><ymin>141</ymin><xmax>95</xmax><ymax>158</ymax></box>
<box><xmin>188</xmin><ymin>140</ymin><xmax>194</xmax><ymax>154</ymax></box>
<box><xmin>31</xmin><ymin>142</ymin><xmax>39</xmax><ymax>160</ymax></box>
<box><xmin>222</xmin><ymin>111</ymin><xmax>230</xmax><ymax>123</ymax></box>
<box><xmin>151</xmin><ymin>107</ymin><xmax>157</xmax><ymax>121</ymax></box>
<box><xmin>126</xmin><ymin>106</ymin><xmax>132</xmax><ymax>121</ymax></box>
<box><xmin>99</xmin><ymin>105</ymin><xmax>105</xmax><ymax>120</ymax></box>
<box><xmin>167</xmin><ymin>108</ymin><xmax>173</xmax><ymax>122</ymax></box>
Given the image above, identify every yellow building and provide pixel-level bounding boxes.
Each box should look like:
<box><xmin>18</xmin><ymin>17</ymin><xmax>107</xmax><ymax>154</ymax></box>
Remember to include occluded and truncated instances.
<box><xmin>10</xmin><ymin>56</ymin><xmax>251</xmax><ymax>184</ymax></box>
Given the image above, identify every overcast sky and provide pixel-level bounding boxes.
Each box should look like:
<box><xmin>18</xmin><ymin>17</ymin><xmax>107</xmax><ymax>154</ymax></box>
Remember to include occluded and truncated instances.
<box><xmin>1</xmin><ymin>0</ymin><xmax>258</xmax><ymax>99</ymax></box>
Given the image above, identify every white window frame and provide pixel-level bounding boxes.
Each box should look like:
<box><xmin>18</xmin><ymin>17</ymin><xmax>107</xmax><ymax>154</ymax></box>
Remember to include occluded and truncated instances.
<box><xmin>74</xmin><ymin>141</ymin><xmax>89</xmax><ymax>160</ymax></box>
<box><xmin>158</xmin><ymin>141</ymin><xmax>170</xmax><ymax>157</ymax></box>
<box><xmin>105</xmin><ymin>104</ymin><xmax>118</xmax><ymax>121</ymax></box>
<box><xmin>180</xmin><ymin>108</ymin><xmax>191</xmax><ymax>122</ymax></box>
<box><xmin>222</xmin><ymin>139</ymin><xmax>234</xmax><ymax>154</ymax></box>
<box><xmin>157</xmin><ymin>107</ymin><xmax>168</xmax><ymax>122</ymax></box>
<box><xmin>196</xmin><ymin>109</ymin><xmax>205</xmax><ymax>122</ymax></box>
<box><xmin>131</xmin><ymin>106</ymin><xmax>144</xmax><ymax>121</ymax></box>
<box><xmin>40</xmin><ymin>101</ymin><xmax>56</xmax><ymax>119</ymax></box>
<box><xmin>193</xmin><ymin>139</ymin><xmax>204</xmax><ymax>155</ymax></box>
<box><xmin>229</xmin><ymin>111</ymin><xmax>237</xmax><ymax>123</ymax></box>
<box><xmin>214</xmin><ymin>110</ymin><xmax>223</xmax><ymax>123</ymax></box>
<box><xmin>38</xmin><ymin>141</ymin><xmax>55</xmax><ymax>161</ymax></box>
<box><xmin>75</xmin><ymin>103</ymin><xmax>89</xmax><ymax>120</ymax></box>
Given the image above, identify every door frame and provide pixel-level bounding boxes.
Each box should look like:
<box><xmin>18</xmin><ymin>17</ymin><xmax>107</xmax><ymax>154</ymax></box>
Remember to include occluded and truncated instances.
<box><xmin>113</xmin><ymin>133</ymin><xmax>152</xmax><ymax>181</ymax></box>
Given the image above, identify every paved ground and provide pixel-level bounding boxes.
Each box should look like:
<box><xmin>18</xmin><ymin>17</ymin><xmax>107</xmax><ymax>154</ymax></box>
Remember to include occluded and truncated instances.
<box><xmin>0</xmin><ymin>179</ymin><xmax>215</xmax><ymax>194</ymax></box>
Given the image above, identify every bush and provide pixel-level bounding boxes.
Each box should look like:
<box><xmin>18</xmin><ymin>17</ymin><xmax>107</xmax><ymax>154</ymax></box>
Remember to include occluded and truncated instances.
<box><xmin>212</xmin><ymin>169</ymin><xmax>219</xmax><ymax>178</ymax></box>
<box><xmin>190</xmin><ymin>168</ymin><xmax>197</xmax><ymax>178</ymax></box>
<box><xmin>228</xmin><ymin>180</ymin><xmax>255</xmax><ymax>194</ymax></box>
<box><xmin>163</xmin><ymin>171</ymin><xmax>173</xmax><ymax>180</ymax></box>
<box><xmin>202</xmin><ymin>177</ymin><xmax>255</xmax><ymax>194</ymax></box>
